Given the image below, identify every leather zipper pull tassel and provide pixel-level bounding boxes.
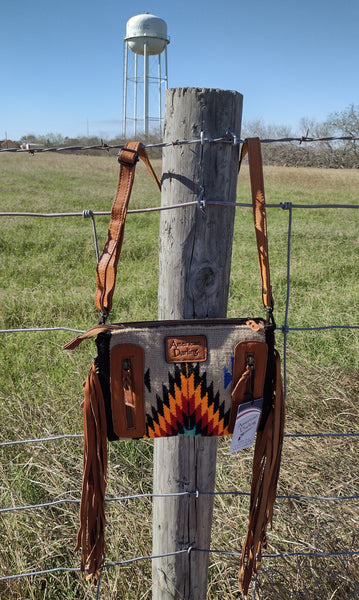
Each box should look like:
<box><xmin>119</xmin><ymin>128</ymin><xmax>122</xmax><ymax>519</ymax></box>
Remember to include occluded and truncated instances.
<box><xmin>245</xmin><ymin>354</ymin><xmax>255</xmax><ymax>402</ymax></box>
<box><xmin>122</xmin><ymin>358</ymin><xmax>135</xmax><ymax>429</ymax></box>
<box><xmin>110</xmin><ymin>343</ymin><xmax>145</xmax><ymax>438</ymax></box>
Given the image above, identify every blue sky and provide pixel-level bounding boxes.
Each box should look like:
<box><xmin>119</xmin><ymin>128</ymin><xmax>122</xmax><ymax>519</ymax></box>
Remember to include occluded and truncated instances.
<box><xmin>1</xmin><ymin>0</ymin><xmax>358</xmax><ymax>140</ymax></box>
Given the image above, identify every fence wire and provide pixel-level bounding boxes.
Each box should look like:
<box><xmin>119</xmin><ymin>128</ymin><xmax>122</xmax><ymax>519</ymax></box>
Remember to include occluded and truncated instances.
<box><xmin>0</xmin><ymin>143</ymin><xmax>358</xmax><ymax>597</ymax></box>
<box><xmin>1</xmin><ymin>489</ymin><xmax>358</xmax><ymax>517</ymax></box>
<box><xmin>1</xmin><ymin>134</ymin><xmax>359</xmax><ymax>154</ymax></box>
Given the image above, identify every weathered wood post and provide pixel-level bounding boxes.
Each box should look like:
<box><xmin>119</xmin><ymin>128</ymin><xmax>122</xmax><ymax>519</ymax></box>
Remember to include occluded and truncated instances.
<box><xmin>152</xmin><ymin>87</ymin><xmax>243</xmax><ymax>599</ymax></box>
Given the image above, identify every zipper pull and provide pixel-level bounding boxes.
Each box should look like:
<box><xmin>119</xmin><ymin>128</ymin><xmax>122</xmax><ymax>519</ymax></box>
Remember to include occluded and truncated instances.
<box><xmin>245</xmin><ymin>354</ymin><xmax>255</xmax><ymax>402</ymax></box>
<box><xmin>122</xmin><ymin>358</ymin><xmax>135</xmax><ymax>429</ymax></box>
<box><xmin>122</xmin><ymin>358</ymin><xmax>135</xmax><ymax>407</ymax></box>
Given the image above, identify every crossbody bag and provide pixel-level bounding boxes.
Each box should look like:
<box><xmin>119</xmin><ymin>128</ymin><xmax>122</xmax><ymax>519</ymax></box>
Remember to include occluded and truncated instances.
<box><xmin>65</xmin><ymin>138</ymin><xmax>285</xmax><ymax>594</ymax></box>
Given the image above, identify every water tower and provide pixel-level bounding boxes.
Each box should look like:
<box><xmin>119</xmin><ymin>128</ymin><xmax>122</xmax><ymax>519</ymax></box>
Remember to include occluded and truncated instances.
<box><xmin>123</xmin><ymin>13</ymin><xmax>169</xmax><ymax>138</ymax></box>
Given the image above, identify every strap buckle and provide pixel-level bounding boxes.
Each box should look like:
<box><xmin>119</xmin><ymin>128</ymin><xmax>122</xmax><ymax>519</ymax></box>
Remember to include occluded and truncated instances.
<box><xmin>98</xmin><ymin>310</ymin><xmax>108</xmax><ymax>325</ymax></box>
<box><xmin>265</xmin><ymin>306</ymin><xmax>276</xmax><ymax>328</ymax></box>
<box><xmin>117</xmin><ymin>147</ymin><xmax>139</xmax><ymax>166</ymax></box>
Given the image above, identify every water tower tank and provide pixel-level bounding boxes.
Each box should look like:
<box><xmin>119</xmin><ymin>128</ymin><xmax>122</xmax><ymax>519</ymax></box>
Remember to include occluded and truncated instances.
<box><xmin>125</xmin><ymin>13</ymin><xmax>169</xmax><ymax>55</ymax></box>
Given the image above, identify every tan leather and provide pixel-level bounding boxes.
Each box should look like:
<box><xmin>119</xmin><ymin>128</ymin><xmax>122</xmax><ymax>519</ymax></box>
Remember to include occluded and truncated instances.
<box><xmin>63</xmin><ymin>324</ymin><xmax>122</xmax><ymax>350</ymax></box>
<box><xmin>74</xmin><ymin>362</ymin><xmax>108</xmax><ymax>584</ymax></box>
<box><xmin>95</xmin><ymin>142</ymin><xmax>161</xmax><ymax>320</ymax></box>
<box><xmin>239</xmin><ymin>138</ymin><xmax>273</xmax><ymax>311</ymax></box>
<box><xmin>228</xmin><ymin>340</ymin><xmax>268</xmax><ymax>433</ymax></box>
<box><xmin>110</xmin><ymin>343</ymin><xmax>146</xmax><ymax>438</ymax></box>
<box><xmin>238</xmin><ymin>350</ymin><xmax>285</xmax><ymax>594</ymax></box>
<box><xmin>96</xmin><ymin>137</ymin><xmax>270</xmax><ymax>320</ymax></box>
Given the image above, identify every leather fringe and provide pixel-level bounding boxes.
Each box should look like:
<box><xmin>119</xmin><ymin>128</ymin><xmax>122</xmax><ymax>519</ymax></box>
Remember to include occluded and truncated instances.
<box><xmin>75</xmin><ymin>352</ymin><xmax>284</xmax><ymax>591</ymax></box>
<box><xmin>239</xmin><ymin>350</ymin><xmax>285</xmax><ymax>595</ymax></box>
<box><xmin>75</xmin><ymin>362</ymin><xmax>108</xmax><ymax>585</ymax></box>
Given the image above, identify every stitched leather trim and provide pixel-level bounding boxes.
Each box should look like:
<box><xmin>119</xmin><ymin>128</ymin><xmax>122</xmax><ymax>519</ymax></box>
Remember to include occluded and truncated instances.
<box><xmin>110</xmin><ymin>343</ymin><xmax>146</xmax><ymax>438</ymax></box>
<box><xmin>228</xmin><ymin>340</ymin><xmax>268</xmax><ymax>433</ymax></box>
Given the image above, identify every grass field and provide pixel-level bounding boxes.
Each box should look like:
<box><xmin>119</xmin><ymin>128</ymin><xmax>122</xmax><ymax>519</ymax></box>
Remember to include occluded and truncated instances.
<box><xmin>0</xmin><ymin>151</ymin><xmax>358</xmax><ymax>600</ymax></box>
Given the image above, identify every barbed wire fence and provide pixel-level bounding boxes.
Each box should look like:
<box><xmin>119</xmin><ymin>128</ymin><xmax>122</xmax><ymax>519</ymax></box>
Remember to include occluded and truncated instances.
<box><xmin>0</xmin><ymin>133</ymin><xmax>358</xmax><ymax>154</ymax></box>
<box><xmin>0</xmin><ymin>136</ymin><xmax>358</xmax><ymax>599</ymax></box>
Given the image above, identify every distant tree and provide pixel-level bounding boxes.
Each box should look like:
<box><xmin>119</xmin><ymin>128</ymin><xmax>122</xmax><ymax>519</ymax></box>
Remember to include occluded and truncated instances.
<box><xmin>242</xmin><ymin>120</ymin><xmax>298</xmax><ymax>166</ymax></box>
<box><xmin>20</xmin><ymin>133</ymin><xmax>38</xmax><ymax>144</ymax></box>
<box><xmin>326</xmin><ymin>104</ymin><xmax>359</xmax><ymax>138</ymax></box>
<box><xmin>243</xmin><ymin>109</ymin><xmax>359</xmax><ymax>168</ymax></box>
<box><xmin>324</xmin><ymin>105</ymin><xmax>359</xmax><ymax>167</ymax></box>
<box><xmin>297</xmin><ymin>117</ymin><xmax>342</xmax><ymax>167</ymax></box>
<box><xmin>17</xmin><ymin>108</ymin><xmax>358</xmax><ymax>167</ymax></box>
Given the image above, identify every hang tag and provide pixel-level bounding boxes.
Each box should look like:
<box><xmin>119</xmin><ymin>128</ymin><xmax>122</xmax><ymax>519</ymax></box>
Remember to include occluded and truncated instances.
<box><xmin>229</xmin><ymin>398</ymin><xmax>263</xmax><ymax>454</ymax></box>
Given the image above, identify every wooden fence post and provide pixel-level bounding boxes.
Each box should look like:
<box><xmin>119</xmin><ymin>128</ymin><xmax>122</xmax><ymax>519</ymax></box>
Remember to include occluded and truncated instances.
<box><xmin>152</xmin><ymin>87</ymin><xmax>243</xmax><ymax>599</ymax></box>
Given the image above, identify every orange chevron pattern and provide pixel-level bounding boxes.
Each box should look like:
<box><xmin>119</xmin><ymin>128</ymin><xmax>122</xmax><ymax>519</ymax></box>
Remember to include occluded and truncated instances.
<box><xmin>146</xmin><ymin>363</ymin><xmax>230</xmax><ymax>438</ymax></box>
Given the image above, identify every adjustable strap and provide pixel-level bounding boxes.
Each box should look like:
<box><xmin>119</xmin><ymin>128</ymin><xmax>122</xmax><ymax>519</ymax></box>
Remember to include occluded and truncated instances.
<box><xmin>239</xmin><ymin>138</ymin><xmax>274</xmax><ymax>313</ymax></box>
<box><xmin>95</xmin><ymin>142</ymin><xmax>161</xmax><ymax>322</ymax></box>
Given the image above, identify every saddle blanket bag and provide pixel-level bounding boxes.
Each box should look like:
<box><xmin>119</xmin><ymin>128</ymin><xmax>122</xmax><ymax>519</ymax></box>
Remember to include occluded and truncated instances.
<box><xmin>65</xmin><ymin>316</ymin><xmax>275</xmax><ymax>440</ymax></box>
<box><xmin>64</xmin><ymin>138</ymin><xmax>285</xmax><ymax>594</ymax></box>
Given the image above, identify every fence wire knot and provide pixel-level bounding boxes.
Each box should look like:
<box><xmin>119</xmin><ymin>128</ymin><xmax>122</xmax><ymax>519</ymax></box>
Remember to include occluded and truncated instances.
<box><xmin>197</xmin><ymin>187</ymin><xmax>206</xmax><ymax>212</ymax></box>
<box><xmin>227</xmin><ymin>129</ymin><xmax>239</xmax><ymax>145</ymax></box>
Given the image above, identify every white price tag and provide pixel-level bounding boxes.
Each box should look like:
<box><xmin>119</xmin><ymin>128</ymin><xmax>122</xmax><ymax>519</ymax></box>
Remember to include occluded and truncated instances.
<box><xmin>229</xmin><ymin>398</ymin><xmax>263</xmax><ymax>454</ymax></box>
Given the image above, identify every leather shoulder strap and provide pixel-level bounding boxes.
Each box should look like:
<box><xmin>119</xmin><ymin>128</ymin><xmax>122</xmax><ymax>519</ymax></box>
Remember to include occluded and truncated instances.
<box><xmin>95</xmin><ymin>138</ymin><xmax>270</xmax><ymax>322</ymax></box>
<box><xmin>239</xmin><ymin>138</ymin><xmax>273</xmax><ymax>312</ymax></box>
<box><xmin>95</xmin><ymin>142</ymin><xmax>160</xmax><ymax>322</ymax></box>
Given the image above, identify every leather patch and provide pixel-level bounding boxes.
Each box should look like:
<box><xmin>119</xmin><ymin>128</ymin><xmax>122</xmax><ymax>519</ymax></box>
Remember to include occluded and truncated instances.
<box><xmin>228</xmin><ymin>340</ymin><xmax>268</xmax><ymax>433</ymax></box>
<box><xmin>110</xmin><ymin>344</ymin><xmax>145</xmax><ymax>438</ymax></box>
<box><xmin>165</xmin><ymin>335</ymin><xmax>207</xmax><ymax>363</ymax></box>
<box><xmin>246</xmin><ymin>319</ymin><xmax>264</xmax><ymax>332</ymax></box>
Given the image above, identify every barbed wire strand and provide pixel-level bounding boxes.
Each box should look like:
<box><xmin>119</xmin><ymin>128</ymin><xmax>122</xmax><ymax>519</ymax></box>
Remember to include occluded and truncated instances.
<box><xmin>1</xmin><ymin>134</ymin><xmax>359</xmax><ymax>154</ymax></box>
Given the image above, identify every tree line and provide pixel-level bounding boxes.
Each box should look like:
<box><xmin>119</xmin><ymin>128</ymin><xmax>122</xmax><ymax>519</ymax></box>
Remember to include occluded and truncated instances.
<box><xmin>243</xmin><ymin>104</ymin><xmax>359</xmax><ymax>168</ymax></box>
<box><xmin>16</xmin><ymin>105</ymin><xmax>359</xmax><ymax>169</ymax></box>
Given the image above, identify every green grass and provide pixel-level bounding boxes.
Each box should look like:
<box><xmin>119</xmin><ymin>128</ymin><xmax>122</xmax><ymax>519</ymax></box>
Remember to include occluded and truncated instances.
<box><xmin>0</xmin><ymin>152</ymin><xmax>358</xmax><ymax>599</ymax></box>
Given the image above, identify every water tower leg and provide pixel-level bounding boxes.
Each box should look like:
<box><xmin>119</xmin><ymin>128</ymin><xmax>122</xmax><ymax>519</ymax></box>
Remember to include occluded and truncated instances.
<box><xmin>134</xmin><ymin>53</ymin><xmax>138</xmax><ymax>137</ymax></box>
<box><xmin>164</xmin><ymin>47</ymin><xmax>168</xmax><ymax>91</ymax></box>
<box><xmin>144</xmin><ymin>42</ymin><xmax>149</xmax><ymax>137</ymax></box>
<box><xmin>122</xmin><ymin>42</ymin><xmax>128</xmax><ymax>138</ymax></box>
<box><xmin>158</xmin><ymin>54</ymin><xmax>162</xmax><ymax>134</ymax></box>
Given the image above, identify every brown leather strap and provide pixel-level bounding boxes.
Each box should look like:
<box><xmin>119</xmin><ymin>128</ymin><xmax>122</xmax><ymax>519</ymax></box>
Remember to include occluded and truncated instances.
<box><xmin>96</xmin><ymin>137</ymin><xmax>270</xmax><ymax>321</ymax></box>
<box><xmin>239</xmin><ymin>138</ymin><xmax>274</xmax><ymax>312</ymax></box>
<box><xmin>95</xmin><ymin>142</ymin><xmax>161</xmax><ymax>321</ymax></box>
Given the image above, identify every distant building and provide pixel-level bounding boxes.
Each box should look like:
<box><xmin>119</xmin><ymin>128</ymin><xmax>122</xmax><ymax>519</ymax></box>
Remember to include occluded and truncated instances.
<box><xmin>0</xmin><ymin>139</ymin><xmax>20</xmax><ymax>149</ymax></box>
